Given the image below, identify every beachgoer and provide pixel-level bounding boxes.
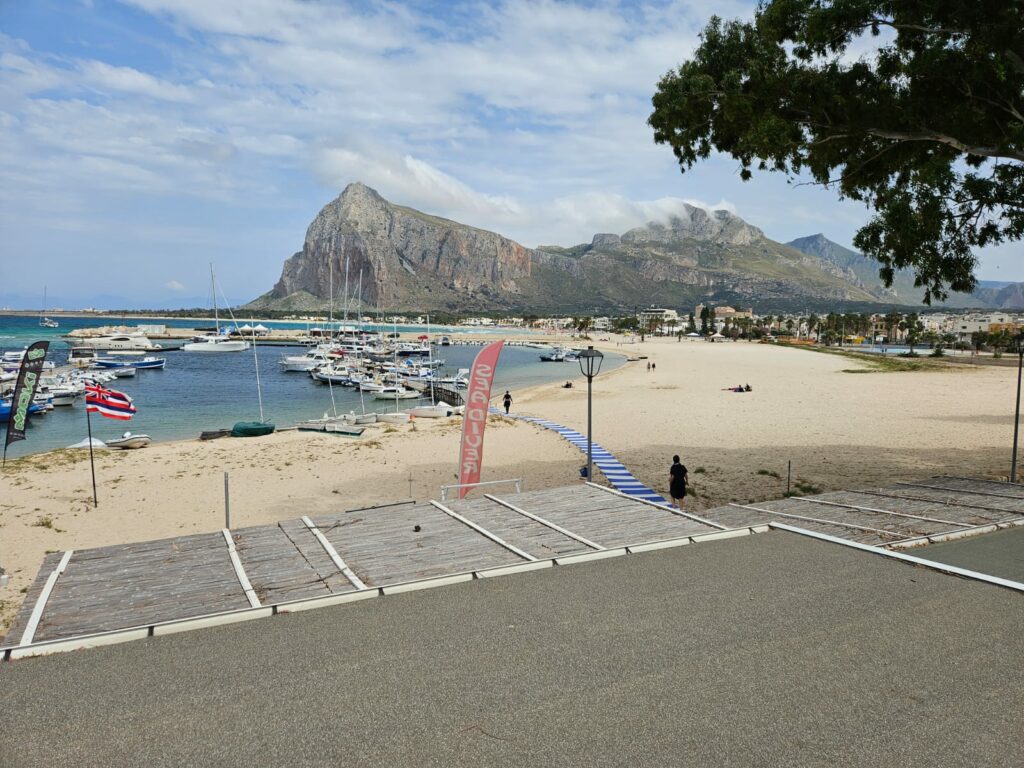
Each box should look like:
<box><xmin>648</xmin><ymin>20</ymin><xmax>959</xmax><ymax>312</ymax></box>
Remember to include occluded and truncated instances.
<box><xmin>744</xmin><ymin>384</ymin><xmax>752</xmax><ymax>392</ymax></box>
<box><xmin>502</xmin><ymin>390</ymin><xmax>513</xmax><ymax>414</ymax></box>
<box><xmin>669</xmin><ymin>455</ymin><xmax>688</xmax><ymax>509</ymax></box>
<box><xmin>651</xmin><ymin>362</ymin><xmax>656</xmax><ymax>371</ymax></box>
<box><xmin>646</xmin><ymin>361</ymin><xmax>651</xmax><ymax>371</ymax></box>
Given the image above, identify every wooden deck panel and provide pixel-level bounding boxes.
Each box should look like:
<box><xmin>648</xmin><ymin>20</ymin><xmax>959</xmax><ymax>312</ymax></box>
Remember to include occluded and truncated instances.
<box><xmin>697</xmin><ymin>504</ymin><xmax>893</xmax><ymax>546</ymax></box>
<box><xmin>766</xmin><ymin>498</ymin><xmax>953</xmax><ymax>538</ymax></box>
<box><xmin>854</xmin><ymin>486</ymin><xmax>1024</xmax><ymax>517</ymax></box>
<box><xmin>444</xmin><ymin>496</ymin><xmax>592</xmax><ymax>558</ymax></box>
<box><xmin>505</xmin><ymin>485</ymin><xmax>716</xmax><ymax>546</ymax></box>
<box><xmin>913</xmin><ymin>476</ymin><xmax>1024</xmax><ymax>499</ymax></box>
<box><xmin>31</xmin><ymin>533</ymin><xmax>249</xmax><ymax>642</ymax></box>
<box><xmin>3</xmin><ymin>551</ymin><xmax>63</xmax><ymax>645</ymax></box>
<box><xmin>277</xmin><ymin>519</ymin><xmax>355</xmax><ymax>595</ymax></box>
<box><xmin>310</xmin><ymin>503</ymin><xmax>524</xmax><ymax>586</ymax></box>
<box><xmin>232</xmin><ymin>524</ymin><xmax>345</xmax><ymax>605</ymax></box>
<box><xmin>821</xmin><ymin>491</ymin><xmax>1010</xmax><ymax>527</ymax></box>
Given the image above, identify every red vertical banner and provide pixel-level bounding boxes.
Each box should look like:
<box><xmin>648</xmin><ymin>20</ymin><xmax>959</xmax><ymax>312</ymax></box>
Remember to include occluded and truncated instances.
<box><xmin>458</xmin><ymin>340</ymin><xmax>505</xmax><ymax>498</ymax></box>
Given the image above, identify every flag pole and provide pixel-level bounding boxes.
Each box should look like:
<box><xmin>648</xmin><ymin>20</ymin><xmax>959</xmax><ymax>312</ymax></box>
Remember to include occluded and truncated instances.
<box><xmin>85</xmin><ymin>402</ymin><xmax>98</xmax><ymax>507</ymax></box>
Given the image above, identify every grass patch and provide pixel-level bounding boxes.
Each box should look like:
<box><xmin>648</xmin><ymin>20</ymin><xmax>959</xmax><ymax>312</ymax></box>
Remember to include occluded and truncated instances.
<box><xmin>694</xmin><ymin>467</ymin><xmax>706</xmax><ymax>474</ymax></box>
<box><xmin>756</xmin><ymin>469</ymin><xmax>781</xmax><ymax>479</ymax></box>
<box><xmin>383</xmin><ymin>426</ymin><xmax>398</xmax><ymax>434</ymax></box>
<box><xmin>791</xmin><ymin>344</ymin><xmax>953</xmax><ymax>373</ymax></box>
<box><xmin>32</xmin><ymin>515</ymin><xmax>54</xmax><ymax>529</ymax></box>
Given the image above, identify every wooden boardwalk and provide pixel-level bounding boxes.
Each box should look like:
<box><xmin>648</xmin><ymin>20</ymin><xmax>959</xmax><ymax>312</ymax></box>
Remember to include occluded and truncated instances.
<box><xmin>3</xmin><ymin>485</ymin><xmax>723</xmax><ymax>649</ymax></box>
<box><xmin>699</xmin><ymin>476</ymin><xmax>1024</xmax><ymax>547</ymax></box>
<box><xmin>7</xmin><ymin>476</ymin><xmax>1022</xmax><ymax>654</ymax></box>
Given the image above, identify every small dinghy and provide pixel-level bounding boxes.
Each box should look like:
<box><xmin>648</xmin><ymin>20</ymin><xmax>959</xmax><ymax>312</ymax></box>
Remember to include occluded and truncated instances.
<box><xmin>231</xmin><ymin>421</ymin><xmax>275</xmax><ymax>437</ymax></box>
<box><xmin>199</xmin><ymin>428</ymin><xmax>231</xmax><ymax>441</ymax></box>
<box><xmin>107</xmin><ymin>431</ymin><xmax>151</xmax><ymax>450</ymax></box>
<box><xmin>407</xmin><ymin>404</ymin><xmax>454</xmax><ymax>418</ymax></box>
<box><xmin>324</xmin><ymin>422</ymin><xmax>365</xmax><ymax>437</ymax></box>
<box><xmin>378</xmin><ymin>412</ymin><xmax>411</xmax><ymax>425</ymax></box>
<box><xmin>112</xmin><ymin>367</ymin><xmax>137</xmax><ymax>378</ymax></box>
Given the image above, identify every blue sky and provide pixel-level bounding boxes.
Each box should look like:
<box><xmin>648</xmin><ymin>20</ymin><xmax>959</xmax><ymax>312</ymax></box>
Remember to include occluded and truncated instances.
<box><xmin>1</xmin><ymin>0</ymin><xmax>1020</xmax><ymax>309</ymax></box>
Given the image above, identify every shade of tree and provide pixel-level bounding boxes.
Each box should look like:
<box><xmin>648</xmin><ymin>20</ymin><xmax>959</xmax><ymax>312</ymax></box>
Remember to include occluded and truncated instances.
<box><xmin>649</xmin><ymin>1</ymin><xmax>1024</xmax><ymax>303</ymax></box>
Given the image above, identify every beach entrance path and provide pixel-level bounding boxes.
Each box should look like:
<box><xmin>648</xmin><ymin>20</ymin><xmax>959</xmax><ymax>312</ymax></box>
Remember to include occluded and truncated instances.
<box><xmin>494</xmin><ymin>409</ymin><xmax>667</xmax><ymax>503</ymax></box>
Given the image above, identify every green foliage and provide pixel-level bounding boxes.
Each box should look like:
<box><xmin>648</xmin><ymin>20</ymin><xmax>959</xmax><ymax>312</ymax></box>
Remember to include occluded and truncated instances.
<box><xmin>650</xmin><ymin>1</ymin><xmax>1024</xmax><ymax>304</ymax></box>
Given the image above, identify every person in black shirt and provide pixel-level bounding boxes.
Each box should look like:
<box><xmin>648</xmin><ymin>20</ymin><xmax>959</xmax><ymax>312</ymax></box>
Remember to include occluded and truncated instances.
<box><xmin>669</xmin><ymin>455</ymin><xmax>688</xmax><ymax>509</ymax></box>
<box><xmin>502</xmin><ymin>390</ymin><xmax>513</xmax><ymax>414</ymax></box>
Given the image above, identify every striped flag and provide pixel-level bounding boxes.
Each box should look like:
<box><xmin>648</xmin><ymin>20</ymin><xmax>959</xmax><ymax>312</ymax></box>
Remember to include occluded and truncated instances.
<box><xmin>85</xmin><ymin>384</ymin><xmax>137</xmax><ymax>420</ymax></box>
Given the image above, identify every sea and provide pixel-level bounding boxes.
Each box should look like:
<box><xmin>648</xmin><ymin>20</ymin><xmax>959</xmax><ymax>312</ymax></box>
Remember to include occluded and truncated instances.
<box><xmin>0</xmin><ymin>314</ymin><xmax>619</xmax><ymax>458</ymax></box>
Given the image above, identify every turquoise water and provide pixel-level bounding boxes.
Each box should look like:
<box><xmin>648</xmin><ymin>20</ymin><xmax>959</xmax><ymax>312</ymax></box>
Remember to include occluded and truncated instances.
<box><xmin>0</xmin><ymin>315</ymin><xmax>616</xmax><ymax>457</ymax></box>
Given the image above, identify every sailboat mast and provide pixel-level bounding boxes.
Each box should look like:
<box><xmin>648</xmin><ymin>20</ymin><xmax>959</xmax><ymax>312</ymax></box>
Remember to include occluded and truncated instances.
<box><xmin>210</xmin><ymin>264</ymin><xmax>219</xmax><ymax>334</ymax></box>
<box><xmin>328</xmin><ymin>259</ymin><xmax>334</xmax><ymax>341</ymax></box>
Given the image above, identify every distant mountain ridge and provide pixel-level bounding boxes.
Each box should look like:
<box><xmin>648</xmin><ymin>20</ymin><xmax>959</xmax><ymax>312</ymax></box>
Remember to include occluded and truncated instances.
<box><xmin>250</xmin><ymin>183</ymin><xmax>888</xmax><ymax>314</ymax></box>
<box><xmin>785</xmin><ymin>234</ymin><xmax>1024</xmax><ymax>309</ymax></box>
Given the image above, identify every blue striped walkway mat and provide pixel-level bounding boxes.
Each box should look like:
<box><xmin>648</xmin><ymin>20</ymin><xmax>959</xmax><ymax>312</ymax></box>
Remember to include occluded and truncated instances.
<box><xmin>493</xmin><ymin>409</ymin><xmax>666</xmax><ymax>503</ymax></box>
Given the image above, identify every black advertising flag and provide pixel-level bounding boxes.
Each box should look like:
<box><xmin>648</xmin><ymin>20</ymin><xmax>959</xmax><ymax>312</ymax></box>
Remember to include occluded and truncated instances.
<box><xmin>3</xmin><ymin>340</ymin><xmax>49</xmax><ymax>464</ymax></box>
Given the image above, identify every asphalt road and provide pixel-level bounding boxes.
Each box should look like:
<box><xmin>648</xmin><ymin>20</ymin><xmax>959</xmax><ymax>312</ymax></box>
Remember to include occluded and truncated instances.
<box><xmin>918</xmin><ymin>526</ymin><xmax>1024</xmax><ymax>582</ymax></box>
<box><xmin>1</xmin><ymin>531</ymin><xmax>1022</xmax><ymax>767</ymax></box>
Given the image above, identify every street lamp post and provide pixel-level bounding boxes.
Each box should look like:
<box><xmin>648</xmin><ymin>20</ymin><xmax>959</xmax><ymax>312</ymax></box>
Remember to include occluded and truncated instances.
<box><xmin>577</xmin><ymin>346</ymin><xmax>604</xmax><ymax>483</ymax></box>
<box><xmin>1012</xmin><ymin>332</ymin><xmax>1024</xmax><ymax>483</ymax></box>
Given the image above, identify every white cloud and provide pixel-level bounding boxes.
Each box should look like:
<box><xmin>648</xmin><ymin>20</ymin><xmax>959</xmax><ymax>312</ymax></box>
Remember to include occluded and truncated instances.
<box><xmin>165</xmin><ymin>279</ymin><xmax>185</xmax><ymax>291</ymax></box>
<box><xmin>79</xmin><ymin>61</ymin><xmax>195</xmax><ymax>102</ymax></box>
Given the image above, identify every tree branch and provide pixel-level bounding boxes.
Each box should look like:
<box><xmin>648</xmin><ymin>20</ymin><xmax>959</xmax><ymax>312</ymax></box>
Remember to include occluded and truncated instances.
<box><xmin>864</xmin><ymin>129</ymin><xmax>1024</xmax><ymax>162</ymax></box>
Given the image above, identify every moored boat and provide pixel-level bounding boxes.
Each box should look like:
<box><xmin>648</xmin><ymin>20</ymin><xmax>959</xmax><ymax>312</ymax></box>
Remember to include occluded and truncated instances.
<box><xmin>107</xmin><ymin>432</ymin><xmax>152</xmax><ymax>449</ymax></box>
<box><xmin>199</xmin><ymin>428</ymin><xmax>231</xmax><ymax>441</ymax></box>
<box><xmin>231</xmin><ymin>421</ymin><xmax>275</xmax><ymax>437</ymax></box>
<box><xmin>407</xmin><ymin>403</ymin><xmax>454</xmax><ymax>418</ymax></box>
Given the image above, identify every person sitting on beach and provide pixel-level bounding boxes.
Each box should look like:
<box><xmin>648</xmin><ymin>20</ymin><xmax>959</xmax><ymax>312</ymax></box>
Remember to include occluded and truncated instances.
<box><xmin>563</xmin><ymin>381</ymin><xmax>573</xmax><ymax>389</ymax></box>
<box><xmin>744</xmin><ymin>384</ymin><xmax>752</xmax><ymax>392</ymax></box>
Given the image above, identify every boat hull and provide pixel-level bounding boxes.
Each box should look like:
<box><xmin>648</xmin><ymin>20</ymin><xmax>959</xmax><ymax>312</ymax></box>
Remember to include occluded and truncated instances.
<box><xmin>107</xmin><ymin>435</ymin><xmax>151</xmax><ymax>449</ymax></box>
<box><xmin>231</xmin><ymin>421</ymin><xmax>275</xmax><ymax>437</ymax></box>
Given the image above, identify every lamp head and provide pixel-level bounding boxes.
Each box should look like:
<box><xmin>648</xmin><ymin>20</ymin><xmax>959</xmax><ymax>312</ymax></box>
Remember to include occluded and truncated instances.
<box><xmin>577</xmin><ymin>345</ymin><xmax>604</xmax><ymax>378</ymax></box>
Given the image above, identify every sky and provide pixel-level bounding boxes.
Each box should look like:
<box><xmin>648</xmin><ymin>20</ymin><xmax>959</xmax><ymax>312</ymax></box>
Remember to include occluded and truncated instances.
<box><xmin>1</xmin><ymin>0</ymin><xmax>1020</xmax><ymax>309</ymax></box>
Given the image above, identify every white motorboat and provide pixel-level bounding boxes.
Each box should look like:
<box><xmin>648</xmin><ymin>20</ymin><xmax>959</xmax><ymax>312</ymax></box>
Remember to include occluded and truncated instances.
<box><xmin>373</xmin><ymin>388</ymin><xmax>420</xmax><ymax>400</ymax></box>
<box><xmin>183</xmin><ymin>335</ymin><xmax>249</xmax><ymax>353</ymax></box>
<box><xmin>113</xmin><ymin>367</ymin><xmax>137</xmax><ymax>378</ymax></box>
<box><xmin>539</xmin><ymin>346</ymin><xmax>569</xmax><ymax>362</ymax></box>
<box><xmin>68</xmin><ymin>347</ymin><xmax>98</xmax><ymax>368</ymax></box>
<box><xmin>407</xmin><ymin>404</ymin><xmax>454</xmax><ymax>418</ymax></box>
<box><xmin>107</xmin><ymin>431</ymin><xmax>151</xmax><ymax>449</ymax></box>
<box><xmin>74</xmin><ymin>334</ymin><xmax>162</xmax><ymax>351</ymax></box>
<box><xmin>279</xmin><ymin>349</ymin><xmax>332</xmax><ymax>372</ymax></box>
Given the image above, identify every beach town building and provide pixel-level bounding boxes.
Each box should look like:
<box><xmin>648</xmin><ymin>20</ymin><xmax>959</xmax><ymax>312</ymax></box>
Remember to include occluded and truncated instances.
<box><xmin>637</xmin><ymin>308</ymin><xmax>679</xmax><ymax>327</ymax></box>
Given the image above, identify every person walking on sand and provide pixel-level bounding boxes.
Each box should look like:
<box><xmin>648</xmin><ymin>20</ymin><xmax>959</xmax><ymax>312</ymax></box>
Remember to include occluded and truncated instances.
<box><xmin>502</xmin><ymin>390</ymin><xmax>513</xmax><ymax>415</ymax></box>
<box><xmin>669</xmin><ymin>455</ymin><xmax>688</xmax><ymax>509</ymax></box>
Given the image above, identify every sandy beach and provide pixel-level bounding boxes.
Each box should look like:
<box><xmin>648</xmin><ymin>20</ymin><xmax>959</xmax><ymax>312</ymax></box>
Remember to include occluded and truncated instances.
<box><xmin>2</xmin><ymin>337</ymin><xmax>1019</xmax><ymax>638</ymax></box>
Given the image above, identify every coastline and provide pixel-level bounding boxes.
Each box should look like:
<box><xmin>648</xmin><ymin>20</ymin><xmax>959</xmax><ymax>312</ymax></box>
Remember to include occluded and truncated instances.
<box><xmin>2</xmin><ymin>336</ymin><xmax>1017</xmax><ymax>639</ymax></box>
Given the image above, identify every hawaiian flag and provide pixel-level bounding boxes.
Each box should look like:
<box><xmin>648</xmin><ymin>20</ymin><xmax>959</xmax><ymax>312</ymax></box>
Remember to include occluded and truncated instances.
<box><xmin>85</xmin><ymin>384</ymin><xmax>137</xmax><ymax>420</ymax></box>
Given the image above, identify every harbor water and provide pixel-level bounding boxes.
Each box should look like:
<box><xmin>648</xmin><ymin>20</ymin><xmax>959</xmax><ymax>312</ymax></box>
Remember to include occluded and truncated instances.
<box><xmin>0</xmin><ymin>315</ymin><xmax>619</xmax><ymax>458</ymax></box>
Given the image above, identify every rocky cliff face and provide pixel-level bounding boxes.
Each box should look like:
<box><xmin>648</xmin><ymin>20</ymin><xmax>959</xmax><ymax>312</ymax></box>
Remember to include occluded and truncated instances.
<box><xmin>253</xmin><ymin>183</ymin><xmax>898</xmax><ymax>313</ymax></box>
<box><xmin>268</xmin><ymin>182</ymin><xmax>540</xmax><ymax>308</ymax></box>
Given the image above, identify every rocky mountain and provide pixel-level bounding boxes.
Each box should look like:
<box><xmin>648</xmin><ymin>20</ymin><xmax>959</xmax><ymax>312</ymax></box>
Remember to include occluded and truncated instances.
<box><xmin>250</xmin><ymin>184</ymin><xmax>904</xmax><ymax>314</ymax></box>
<box><xmin>785</xmin><ymin>234</ymin><xmax>1022</xmax><ymax>309</ymax></box>
<box><xmin>778</xmin><ymin>234</ymin><xmax>987</xmax><ymax>307</ymax></box>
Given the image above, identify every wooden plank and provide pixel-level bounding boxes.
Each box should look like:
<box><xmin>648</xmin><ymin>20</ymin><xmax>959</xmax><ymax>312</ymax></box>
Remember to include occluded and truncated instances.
<box><xmin>19</xmin><ymin>551</ymin><xmax>73</xmax><ymax>646</ymax></box>
<box><xmin>301</xmin><ymin>516</ymin><xmax>368</xmax><ymax>590</ymax></box>
<box><xmin>222</xmin><ymin>529</ymin><xmax>261</xmax><ymax>608</ymax></box>
<box><xmin>430</xmin><ymin>501</ymin><xmax>537</xmax><ymax>561</ymax></box>
<box><xmin>311</xmin><ymin>503</ymin><xmax>521</xmax><ymax>586</ymax></box>
<box><xmin>484</xmin><ymin>493</ymin><xmax>605</xmax><ymax>550</ymax></box>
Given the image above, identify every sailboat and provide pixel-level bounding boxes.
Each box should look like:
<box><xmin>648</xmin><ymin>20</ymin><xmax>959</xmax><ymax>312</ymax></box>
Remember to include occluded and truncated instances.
<box><xmin>183</xmin><ymin>266</ymin><xmax>250</xmax><ymax>352</ymax></box>
<box><xmin>39</xmin><ymin>287</ymin><xmax>58</xmax><ymax>328</ymax></box>
<box><xmin>231</xmin><ymin>319</ymin><xmax>275</xmax><ymax>437</ymax></box>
